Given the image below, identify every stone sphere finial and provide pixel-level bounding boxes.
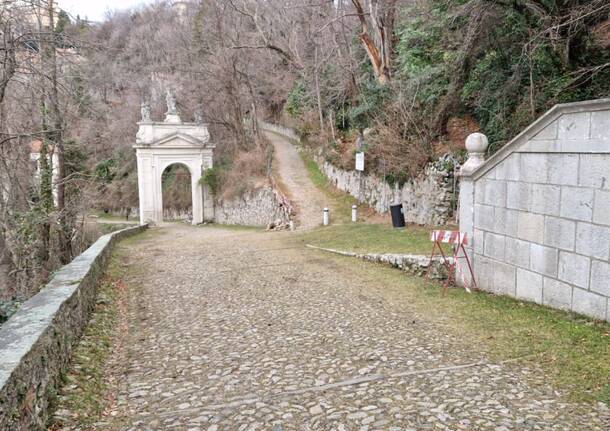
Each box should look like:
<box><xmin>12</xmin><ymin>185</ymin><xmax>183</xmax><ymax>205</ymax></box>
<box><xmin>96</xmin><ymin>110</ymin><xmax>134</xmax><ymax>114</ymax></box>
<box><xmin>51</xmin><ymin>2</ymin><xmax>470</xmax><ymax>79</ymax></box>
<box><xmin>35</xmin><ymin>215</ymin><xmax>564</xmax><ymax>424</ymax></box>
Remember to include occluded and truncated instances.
<box><xmin>460</xmin><ymin>132</ymin><xmax>489</xmax><ymax>176</ymax></box>
<box><xmin>465</xmin><ymin>132</ymin><xmax>489</xmax><ymax>154</ymax></box>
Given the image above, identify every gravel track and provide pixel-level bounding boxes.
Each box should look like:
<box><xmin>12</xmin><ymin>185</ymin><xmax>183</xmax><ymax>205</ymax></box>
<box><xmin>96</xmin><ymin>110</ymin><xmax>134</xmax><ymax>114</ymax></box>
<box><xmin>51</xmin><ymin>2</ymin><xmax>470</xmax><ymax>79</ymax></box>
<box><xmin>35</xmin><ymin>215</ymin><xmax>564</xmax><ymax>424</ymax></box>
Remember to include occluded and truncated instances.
<box><xmin>264</xmin><ymin>131</ymin><xmax>329</xmax><ymax>229</ymax></box>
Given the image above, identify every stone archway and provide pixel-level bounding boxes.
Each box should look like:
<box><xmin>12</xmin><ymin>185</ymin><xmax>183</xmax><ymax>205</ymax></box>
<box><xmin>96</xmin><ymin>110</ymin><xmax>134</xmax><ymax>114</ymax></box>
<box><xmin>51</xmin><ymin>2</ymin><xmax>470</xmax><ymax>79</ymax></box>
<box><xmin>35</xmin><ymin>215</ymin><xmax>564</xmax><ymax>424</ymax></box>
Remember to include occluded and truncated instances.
<box><xmin>134</xmin><ymin>102</ymin><xmax>215</xmax><ymax>225</ymax></box>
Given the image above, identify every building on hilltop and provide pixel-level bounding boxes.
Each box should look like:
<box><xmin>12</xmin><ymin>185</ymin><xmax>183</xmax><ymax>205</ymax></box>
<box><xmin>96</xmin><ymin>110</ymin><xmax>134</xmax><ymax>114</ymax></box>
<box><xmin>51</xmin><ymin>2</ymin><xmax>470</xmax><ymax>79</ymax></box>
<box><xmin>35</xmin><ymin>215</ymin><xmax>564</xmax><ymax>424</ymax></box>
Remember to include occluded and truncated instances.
<box><xmin>8</xmin><ymin>0</ymin><xmax>61</xmax><ymax>30</ymax></box>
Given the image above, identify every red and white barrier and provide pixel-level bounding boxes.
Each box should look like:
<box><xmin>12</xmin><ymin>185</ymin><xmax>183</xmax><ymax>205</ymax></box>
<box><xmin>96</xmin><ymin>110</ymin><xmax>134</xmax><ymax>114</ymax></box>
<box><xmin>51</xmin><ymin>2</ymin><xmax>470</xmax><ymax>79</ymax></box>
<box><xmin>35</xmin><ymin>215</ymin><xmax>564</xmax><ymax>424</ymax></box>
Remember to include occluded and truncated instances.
<box><xmin>430</xmin><ymin>230</ymin><xmax>468</xmax><ymax>245</ymax></box>
<box><xmin>426</xmin><ymin>230</ymin><xmax>476</xmax><ymax>293</ymax></box>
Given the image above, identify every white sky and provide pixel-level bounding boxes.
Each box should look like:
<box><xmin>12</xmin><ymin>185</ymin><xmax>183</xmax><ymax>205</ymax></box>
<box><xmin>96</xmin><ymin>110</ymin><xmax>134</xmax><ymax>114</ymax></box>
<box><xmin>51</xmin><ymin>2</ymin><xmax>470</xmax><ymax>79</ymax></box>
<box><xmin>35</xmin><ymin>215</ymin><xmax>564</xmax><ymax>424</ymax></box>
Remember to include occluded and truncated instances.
<box><xmin>58</xmin><ymin>0</ymin><xmax>152</xmax><ymax>22</ymax></box>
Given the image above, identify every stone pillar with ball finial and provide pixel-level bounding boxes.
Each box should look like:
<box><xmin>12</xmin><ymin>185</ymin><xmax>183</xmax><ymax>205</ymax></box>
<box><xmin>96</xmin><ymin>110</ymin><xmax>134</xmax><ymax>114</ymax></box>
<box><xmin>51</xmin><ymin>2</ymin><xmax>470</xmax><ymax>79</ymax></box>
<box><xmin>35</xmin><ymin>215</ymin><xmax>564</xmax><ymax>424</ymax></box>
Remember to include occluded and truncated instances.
<box><xmin>457</xmin><ymin>132</ymin><xmax>489</xmax><ymax>287</ymax></box>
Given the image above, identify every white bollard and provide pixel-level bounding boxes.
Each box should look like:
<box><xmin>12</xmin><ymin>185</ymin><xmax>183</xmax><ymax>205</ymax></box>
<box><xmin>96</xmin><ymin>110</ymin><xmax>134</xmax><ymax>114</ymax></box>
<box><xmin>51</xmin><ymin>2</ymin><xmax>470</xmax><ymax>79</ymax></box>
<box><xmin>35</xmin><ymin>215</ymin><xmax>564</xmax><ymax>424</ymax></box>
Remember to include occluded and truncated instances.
<box><xmin>323</xmin><ymin>208</ymin><xmax>330</xmax><ymax>226</ymax></box>
<box><xmin>352</xmin><ymin>205</ymin><xmax>357</xmax><ymax>222</ymax></box>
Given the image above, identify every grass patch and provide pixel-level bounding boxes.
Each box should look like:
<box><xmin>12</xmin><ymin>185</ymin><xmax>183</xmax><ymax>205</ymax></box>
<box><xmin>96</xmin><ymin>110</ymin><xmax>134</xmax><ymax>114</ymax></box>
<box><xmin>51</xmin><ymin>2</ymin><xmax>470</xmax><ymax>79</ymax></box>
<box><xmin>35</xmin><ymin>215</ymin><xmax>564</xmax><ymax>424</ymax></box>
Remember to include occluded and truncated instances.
<box><xmin>336</xmin><ymin>253</ymin><xmax>610</xmax><ymax>404</ymax></box>
<box><xmin>296</xmin><ymin>223</ymin><xmax>447</xmax><ymax>255</ymax></box>
<box><xmin>301</xmin><ymin>152</ymin><xmax>359</xmax><ymax>223</ymax></box>
<box><xmin>302</xmin><ymin>152</ymin><xmax>329</xmax><ymax>191</ymax></box>
<box><xmin>92</xmin><ymin>211</ymin><xmax>131</xmax><ymax>222</ymax></box>
<box><xmin>48</xmin><ymin>264</ymin><xmax>123</xmax><ymax>428</ymax></box>
<box><xmin>451</xmin><ymin>289</ymin><xmax>610</xmax><ymax>404</ymax></box>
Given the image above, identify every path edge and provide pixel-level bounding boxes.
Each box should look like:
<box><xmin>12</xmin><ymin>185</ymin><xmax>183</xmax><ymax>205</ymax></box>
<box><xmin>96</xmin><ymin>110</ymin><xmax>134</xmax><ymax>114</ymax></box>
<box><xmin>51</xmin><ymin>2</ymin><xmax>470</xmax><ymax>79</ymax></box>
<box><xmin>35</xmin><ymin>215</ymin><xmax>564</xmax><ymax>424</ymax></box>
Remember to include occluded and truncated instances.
<box><xmin>0</xmin><ymin>224</ymin><xmax>148</xmax><ymax>430</ymax></box>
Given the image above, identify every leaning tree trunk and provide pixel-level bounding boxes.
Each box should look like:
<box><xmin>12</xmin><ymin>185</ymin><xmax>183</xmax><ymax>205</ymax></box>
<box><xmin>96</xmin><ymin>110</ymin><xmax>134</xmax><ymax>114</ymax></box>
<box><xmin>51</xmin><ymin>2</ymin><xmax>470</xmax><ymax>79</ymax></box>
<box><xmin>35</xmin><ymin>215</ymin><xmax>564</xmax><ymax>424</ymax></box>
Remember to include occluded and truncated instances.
<box><xmin>351</xmin><ymin>0</ymin><xmax>396</xmax><ymax>85</ymax></box>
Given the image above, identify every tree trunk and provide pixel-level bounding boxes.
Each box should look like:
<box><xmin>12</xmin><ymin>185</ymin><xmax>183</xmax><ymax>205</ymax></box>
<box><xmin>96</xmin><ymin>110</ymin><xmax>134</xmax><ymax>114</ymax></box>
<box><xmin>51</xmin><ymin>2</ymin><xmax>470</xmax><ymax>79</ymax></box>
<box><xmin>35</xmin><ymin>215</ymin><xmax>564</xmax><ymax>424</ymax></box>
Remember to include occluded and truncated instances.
<box><xmin>360</xmin><ymin>32</ymin><xmax>388</xmax><ymax>84</ymax></box>
<box><xmin>45</xmin><ymin>0</ymin><xmax>71</xmax><ymax>264</ymax></box>
<box><xmin>351</xmin><ymin>0</ymin><xmax>394</xmax><ymax>85</ymax></box>
<box><xmin>314</xmin><ymin>47</ymin><xmax>325</xmax><ymax>131</ymax></box>
<box><xmin>38</xmin><ymin>97</ymin><xmax>52</xmax><ymax>269</ymax></box>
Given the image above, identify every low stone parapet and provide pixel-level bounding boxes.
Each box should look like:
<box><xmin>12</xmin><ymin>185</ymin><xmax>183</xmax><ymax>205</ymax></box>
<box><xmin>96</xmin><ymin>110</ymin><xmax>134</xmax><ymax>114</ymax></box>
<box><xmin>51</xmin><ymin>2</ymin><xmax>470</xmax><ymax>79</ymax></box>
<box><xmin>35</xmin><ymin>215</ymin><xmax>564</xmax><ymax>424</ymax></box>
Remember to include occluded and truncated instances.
<box><xmin>306</xmin><ymin>245</ymin><xmax>450</xmax><ymax>279</ymax></box>
<box><xmin>0</xmin><ymin>224</ymin><xmax>147</xmax><ymax>430</ymax></box>
<box><xmin>458</xmin><ymin>99</ymin><xmax>610</xmax><ymax>321</ymax></box>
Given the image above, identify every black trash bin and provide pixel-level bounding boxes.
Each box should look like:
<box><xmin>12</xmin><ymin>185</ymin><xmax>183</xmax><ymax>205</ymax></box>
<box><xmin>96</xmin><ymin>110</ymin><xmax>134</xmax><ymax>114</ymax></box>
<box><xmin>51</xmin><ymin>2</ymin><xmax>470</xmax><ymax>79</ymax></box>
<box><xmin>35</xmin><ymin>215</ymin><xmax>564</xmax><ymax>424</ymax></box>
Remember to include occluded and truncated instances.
<box><xmin>390</xmin><ymin>203</ymin><xmax>406</xmax><ymax>228</ymax></box>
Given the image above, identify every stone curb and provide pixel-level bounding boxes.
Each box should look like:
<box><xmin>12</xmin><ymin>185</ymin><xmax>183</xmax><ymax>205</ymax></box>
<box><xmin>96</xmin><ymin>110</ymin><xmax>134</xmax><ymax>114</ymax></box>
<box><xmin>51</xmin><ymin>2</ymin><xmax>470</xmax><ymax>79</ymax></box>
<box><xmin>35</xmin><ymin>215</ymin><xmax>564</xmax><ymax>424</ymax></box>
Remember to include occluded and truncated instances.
<box><xmin>305</xmin><ymin>244</ymin><xmax>452</xmax><ymax>279</ymax></box>
<box><xmin>0</xmin><ymin>224</ymin><xmax>148</xmax><ymax>430</ymax></box>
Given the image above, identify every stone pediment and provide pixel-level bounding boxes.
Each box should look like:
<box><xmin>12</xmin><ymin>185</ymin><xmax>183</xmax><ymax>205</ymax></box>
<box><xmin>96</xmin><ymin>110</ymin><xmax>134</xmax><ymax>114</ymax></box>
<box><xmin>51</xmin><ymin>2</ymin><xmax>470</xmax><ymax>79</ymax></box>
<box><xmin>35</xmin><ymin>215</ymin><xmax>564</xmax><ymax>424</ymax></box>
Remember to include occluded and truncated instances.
<box><xmin>149</xmin><ymin>132</ymin><xmax>207</xmax><ymax>148</ymax></box>
<box><xmin>135</xmin><ymin>122</ymin><xmax>212</xmax><ymax>148</ymax></box>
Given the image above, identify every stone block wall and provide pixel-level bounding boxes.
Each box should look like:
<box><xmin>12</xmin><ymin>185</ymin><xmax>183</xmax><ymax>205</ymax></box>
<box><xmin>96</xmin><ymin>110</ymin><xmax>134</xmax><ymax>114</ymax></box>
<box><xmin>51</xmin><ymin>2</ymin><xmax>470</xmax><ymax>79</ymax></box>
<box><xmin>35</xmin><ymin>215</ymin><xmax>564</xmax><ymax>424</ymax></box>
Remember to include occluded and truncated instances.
<box><xmin>460</xmin><ymin>99</ymin><xmax>610</xmax><ymax>321</ymax></box>
<box><xmin>0</xmin><ymin>224</ymin><xmax>147</xmax><ymax>430</ymax></box>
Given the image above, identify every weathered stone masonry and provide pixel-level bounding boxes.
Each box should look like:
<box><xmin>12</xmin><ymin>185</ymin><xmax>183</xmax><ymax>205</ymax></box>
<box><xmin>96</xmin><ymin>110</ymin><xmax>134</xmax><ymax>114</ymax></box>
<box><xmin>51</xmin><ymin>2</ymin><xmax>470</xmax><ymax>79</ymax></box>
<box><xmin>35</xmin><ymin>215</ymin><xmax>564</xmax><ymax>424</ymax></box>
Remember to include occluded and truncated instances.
<box><xmin>459</xmin><ymin>99</ymin><xmax>610</xmax><ymax>321</ymax></box>
<box><xmin>215</xmin><ymin>185</ymin><xmax>292</xmax><ymax>228</ymax></box>
<box><xmin>316</xmin><ymin>155</ymin><xmax>457</xmax><ymax>225</ymax></box>
<box><xmin>0</xmin><ymin>225</ymin><xmax>147</xmax><ymax>430</ymax></box>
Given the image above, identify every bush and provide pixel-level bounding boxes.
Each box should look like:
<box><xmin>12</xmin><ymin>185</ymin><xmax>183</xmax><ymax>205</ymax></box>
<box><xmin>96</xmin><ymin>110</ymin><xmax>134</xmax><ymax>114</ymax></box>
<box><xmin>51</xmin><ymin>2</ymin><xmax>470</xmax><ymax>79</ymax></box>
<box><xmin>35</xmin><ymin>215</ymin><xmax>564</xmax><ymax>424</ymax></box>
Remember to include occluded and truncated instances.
<box><xmin>344</xmin><ymin>78</ymin><xmax>391</xmax><ymax>131</ymax></box>
<box><xmin>200</xmin><ymin>167</ymin><xmax>220</xmax><ymax>196</ymax></box>
<box><xmin>285</xmin><ymin>79</ymin><xmax>311</xmax><ymax>118</ymax></box>
<box><xmin>94</xmin><ymin>159</ymin><xmax>116</xmax><ymax>184</ymax></box>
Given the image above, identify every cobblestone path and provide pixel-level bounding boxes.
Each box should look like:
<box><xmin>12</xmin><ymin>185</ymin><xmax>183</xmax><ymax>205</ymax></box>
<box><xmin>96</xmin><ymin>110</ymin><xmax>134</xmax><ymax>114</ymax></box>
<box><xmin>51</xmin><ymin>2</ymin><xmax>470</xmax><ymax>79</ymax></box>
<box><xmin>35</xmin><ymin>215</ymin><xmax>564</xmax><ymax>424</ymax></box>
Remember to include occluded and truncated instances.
<box><xmin>105</xmin><ymin>225</ymin><xmax>608</xmax><ymax>430</ymax></box>
<box><xmin>264</xmin><ymin>131</ymin><xmax>329</xmax><ymax>229</ymax></box>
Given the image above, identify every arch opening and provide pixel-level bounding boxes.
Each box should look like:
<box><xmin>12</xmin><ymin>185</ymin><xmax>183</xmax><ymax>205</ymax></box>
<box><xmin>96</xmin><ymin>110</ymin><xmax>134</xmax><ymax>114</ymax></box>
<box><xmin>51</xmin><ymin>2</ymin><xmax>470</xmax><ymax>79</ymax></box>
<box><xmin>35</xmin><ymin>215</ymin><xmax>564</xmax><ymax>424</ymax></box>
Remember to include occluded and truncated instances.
<box><xmin>161</xmin><ymin>162</ymin><xmax>193</xmax><ymax>222</ymax></box>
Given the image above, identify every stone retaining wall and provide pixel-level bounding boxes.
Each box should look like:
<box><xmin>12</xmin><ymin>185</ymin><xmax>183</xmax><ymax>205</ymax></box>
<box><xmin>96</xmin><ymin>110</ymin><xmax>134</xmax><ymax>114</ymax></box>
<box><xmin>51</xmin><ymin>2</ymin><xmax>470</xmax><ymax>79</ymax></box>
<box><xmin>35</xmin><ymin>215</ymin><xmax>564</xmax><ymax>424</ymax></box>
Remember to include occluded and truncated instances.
<box><xmin>459</xmin><ymin>98</ymin><xmax>610</xmax><ymax>321</ymax></box>
<box><xmin>0</xmin><ymin>224</ymin><xmax>147</xmax><ymax>430</ymax></box>
<box><xmin>215</xmin><ymin>186</ymin><xmax>292</xmax><ymax>228</ymax></box>
<box><xmin>258</xmin><ymin>121</ymin><xmax>457</xmax><ymax>226</ymax></box>
<box><xmin>316</xmin><ymin>155</ymin><xmax>458</xmax><ymax>225</ymax></box>
<box><xmin>163</xmin><ymin>208</ymin><xmax>192</xmax><ymax>221</ymax></box>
